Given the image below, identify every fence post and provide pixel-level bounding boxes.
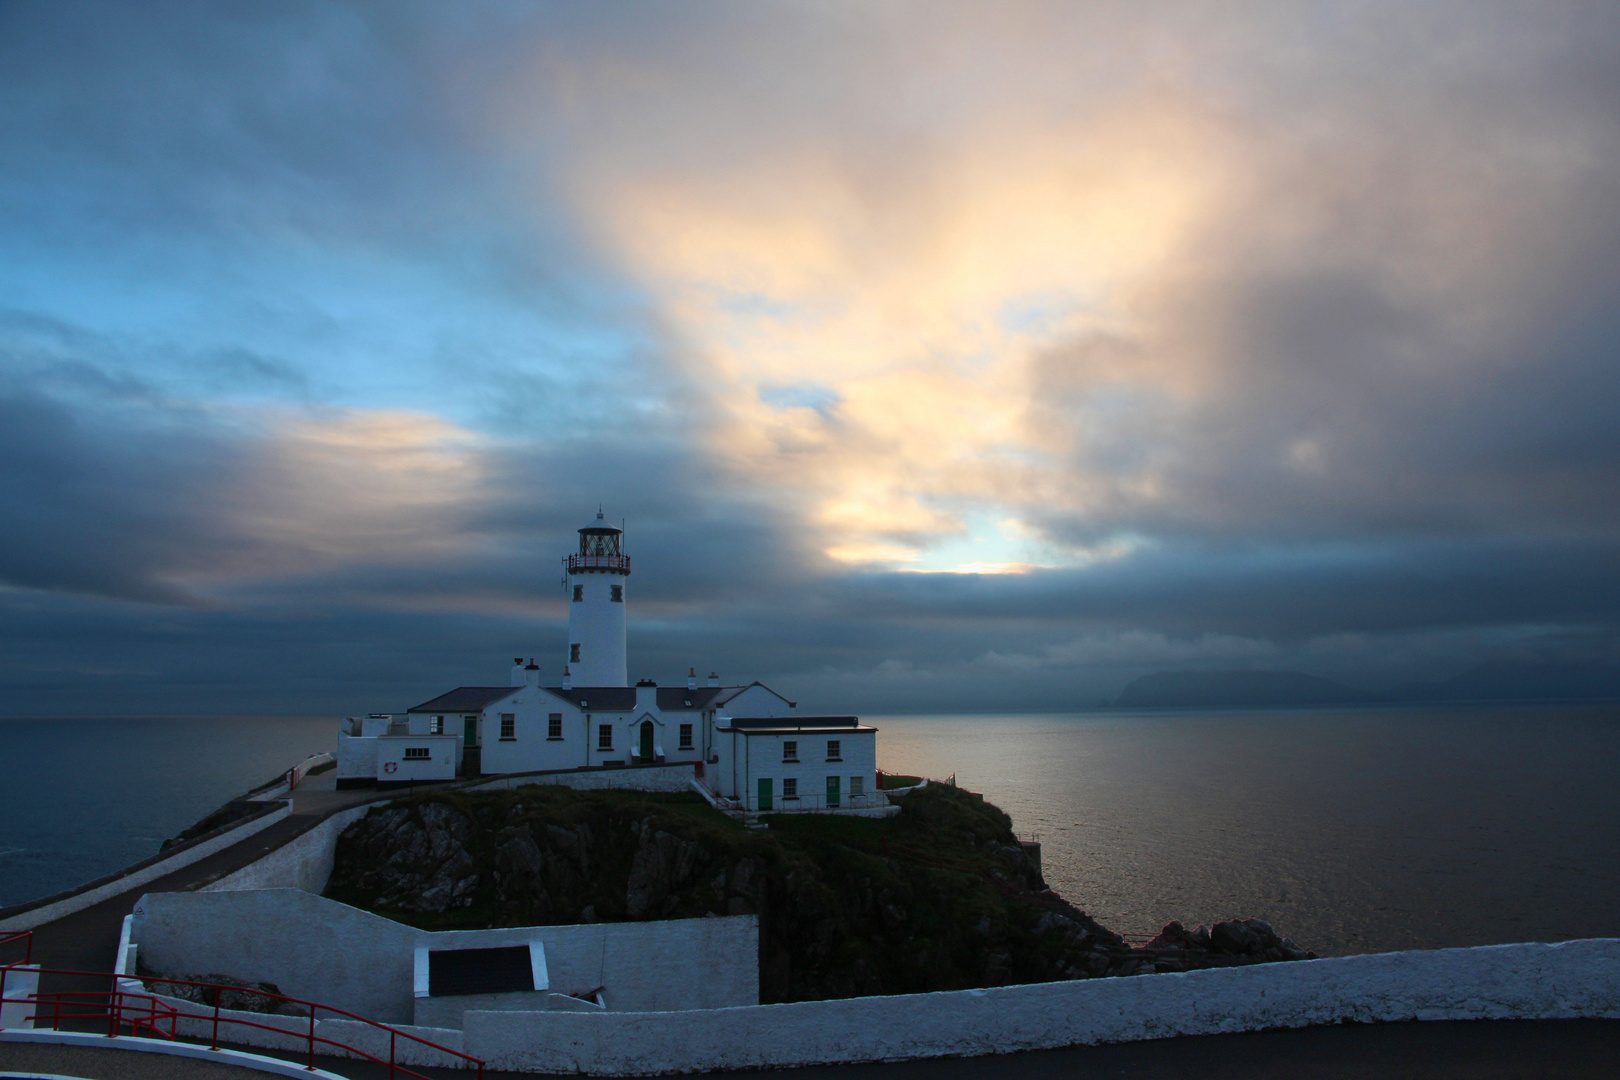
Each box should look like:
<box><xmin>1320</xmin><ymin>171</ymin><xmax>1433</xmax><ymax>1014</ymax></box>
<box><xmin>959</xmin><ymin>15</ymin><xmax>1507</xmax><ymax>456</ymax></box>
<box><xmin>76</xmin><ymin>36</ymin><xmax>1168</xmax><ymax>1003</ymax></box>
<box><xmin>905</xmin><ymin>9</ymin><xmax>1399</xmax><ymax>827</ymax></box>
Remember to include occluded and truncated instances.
<box><xmin>390</xmin><ymin>1028</ymin><xmax>396</xmax><ymax>1080</ymax></box>
<box><xmin>307</xmin><ymin>1005</ymin><xmax>316</xmax><ymax>1070</ymax></box>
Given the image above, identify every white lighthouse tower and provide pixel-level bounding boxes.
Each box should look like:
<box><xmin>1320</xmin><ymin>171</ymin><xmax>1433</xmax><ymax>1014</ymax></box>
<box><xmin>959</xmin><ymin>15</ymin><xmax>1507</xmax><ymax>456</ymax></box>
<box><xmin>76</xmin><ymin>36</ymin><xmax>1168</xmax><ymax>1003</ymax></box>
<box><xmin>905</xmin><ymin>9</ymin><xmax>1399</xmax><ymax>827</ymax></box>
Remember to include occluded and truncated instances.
<box><xmin>565</xmin><ymin>510</ymin><xmax>630</xmax><ymax>687</ymax></box>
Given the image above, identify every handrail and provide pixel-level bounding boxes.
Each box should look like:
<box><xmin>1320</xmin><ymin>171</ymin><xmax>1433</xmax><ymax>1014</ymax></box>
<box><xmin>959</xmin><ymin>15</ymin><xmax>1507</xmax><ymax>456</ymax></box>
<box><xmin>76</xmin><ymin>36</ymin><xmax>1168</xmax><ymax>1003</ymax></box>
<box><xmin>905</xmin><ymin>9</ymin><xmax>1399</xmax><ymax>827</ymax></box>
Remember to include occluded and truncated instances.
<box><xmin>1</xmin><ymin>962</ymin><xmax>483</xmax><ymax>1079</ymax></box>
<box><xmin>0</xmin><ymin>930</ymin><xmax>32</xmax><ymax>964</ymax></box>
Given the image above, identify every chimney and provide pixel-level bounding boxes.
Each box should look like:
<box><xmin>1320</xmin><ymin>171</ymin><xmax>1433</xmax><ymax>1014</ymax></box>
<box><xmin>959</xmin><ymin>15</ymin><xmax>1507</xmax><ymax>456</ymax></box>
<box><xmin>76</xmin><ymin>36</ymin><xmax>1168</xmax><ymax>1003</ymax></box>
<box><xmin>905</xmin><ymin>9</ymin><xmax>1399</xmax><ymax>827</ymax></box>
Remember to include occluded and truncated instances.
<box><xmin>511</xmin><ymin>657</ymin><xmax>526</xmax><ymax>687</ymax></box>
<box><xmin>687</xmin><ymin>667</ymin><xmax>698</xmax><ymax>691</ymax></box>
<box><xmin>562</xmin><ymin>665</ymin><xmax>573</xmax><ymax>691</ymax></box>
<box><xmin>636</xmin><ymin>678</ymin><xmax>658</xmax><ymax>712</ymax></box>
<box><xmin>708</xmin><ymin>671</ymin><xmax>720</xmax><ymax>688</ymax></box>
<box><xmin>524</xmin><ymin>658</ymin><xmax>540</xmax><ymax>689</ymax></box>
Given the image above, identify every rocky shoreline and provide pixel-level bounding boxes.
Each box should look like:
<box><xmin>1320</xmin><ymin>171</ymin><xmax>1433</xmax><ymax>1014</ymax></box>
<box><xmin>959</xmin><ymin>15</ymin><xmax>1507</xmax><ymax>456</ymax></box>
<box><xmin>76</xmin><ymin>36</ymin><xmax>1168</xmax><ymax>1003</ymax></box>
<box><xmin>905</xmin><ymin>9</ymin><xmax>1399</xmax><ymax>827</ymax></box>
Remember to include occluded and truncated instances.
<box><xmin>324</xmin><ymin>782</ymin><xmax>1314</xmax><ymax>1002</ymax></box>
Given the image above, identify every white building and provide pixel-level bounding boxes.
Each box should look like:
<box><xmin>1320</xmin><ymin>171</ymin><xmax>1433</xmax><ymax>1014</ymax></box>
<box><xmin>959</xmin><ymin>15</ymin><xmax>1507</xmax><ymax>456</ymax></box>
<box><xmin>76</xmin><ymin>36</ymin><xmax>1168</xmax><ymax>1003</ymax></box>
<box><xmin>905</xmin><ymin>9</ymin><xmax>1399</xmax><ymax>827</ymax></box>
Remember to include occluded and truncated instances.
<box><xmin>336</xmin><ymin>512</ymin><xmax>879</xmax><ymax>810</ymax></box>
<box><xmin>711</xmin><ymin>715</ymin><xmax>880</xmax><ymax>812</ymax></box>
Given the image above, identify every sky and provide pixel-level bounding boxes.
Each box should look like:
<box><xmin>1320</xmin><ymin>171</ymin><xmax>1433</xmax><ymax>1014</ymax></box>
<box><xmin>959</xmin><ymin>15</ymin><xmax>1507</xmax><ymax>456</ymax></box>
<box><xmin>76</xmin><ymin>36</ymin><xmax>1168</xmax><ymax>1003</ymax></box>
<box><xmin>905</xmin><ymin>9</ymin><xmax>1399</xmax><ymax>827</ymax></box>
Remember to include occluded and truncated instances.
<box><xmin>3</xmin><ymin>1</ymin><xmax>1619</xmax><ymax>715</ymax></box>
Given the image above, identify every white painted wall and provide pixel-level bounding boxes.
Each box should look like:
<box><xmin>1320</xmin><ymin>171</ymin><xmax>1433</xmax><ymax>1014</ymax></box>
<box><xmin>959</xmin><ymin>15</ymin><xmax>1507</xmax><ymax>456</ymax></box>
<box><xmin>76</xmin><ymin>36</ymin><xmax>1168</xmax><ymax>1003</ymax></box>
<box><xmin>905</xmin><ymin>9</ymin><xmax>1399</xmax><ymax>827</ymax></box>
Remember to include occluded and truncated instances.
<box><xmin>712</xmin><ymin>728</ymin><xmax>878</xmax><ymax>810</ymax></box>
<box><xmin>463</xmin><ymin>938</ymin><xmax>1620</xmax><ymax>1076</ymax></box>
<box><xmin>377</xmin><ymin>734</ymin><xmax>460</xmax><ymax>783</ymax></box>
<box><xmin>468</xmin><ymin>688</ymin><xmax>581</xmax><ymax>775</ymax></box>
<box><xmin>720</xmin><ymin>685</ymin><xmax>795</xmax><ymax>718</ymax></box>
<box><xmin>200</xmin><ymin>804</ymin><xmax>373</xmax><ymax>895</ymax></box>
<box><xmin>0</xmin><ymin>802</ymin><xmax>292</xmax><ymax>932</ymax></box>
<box><xmin>568</xmin><ymin>571</ymin><xmax>629</xmax><ymax>688</ymax></box>
<box><xmin>336</xmin><ymin>732</ymin><xmax>379</xmax><ymax>782</ymax></box>
<box><xmin>130</xmin><ymin>889</ymin><xmax>758</xmax><ymax>1026</ymax></box>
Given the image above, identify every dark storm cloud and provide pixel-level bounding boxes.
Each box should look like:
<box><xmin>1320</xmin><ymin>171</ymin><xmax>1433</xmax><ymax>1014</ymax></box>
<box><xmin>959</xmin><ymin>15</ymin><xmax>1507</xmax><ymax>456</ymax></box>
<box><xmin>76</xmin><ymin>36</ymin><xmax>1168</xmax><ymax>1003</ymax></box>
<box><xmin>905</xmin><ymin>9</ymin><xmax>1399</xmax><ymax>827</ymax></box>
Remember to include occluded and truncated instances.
<box><xmin>4</xmin><ymin>2</ymin><xmax>1620</xmax><ymax>714</ymax></box>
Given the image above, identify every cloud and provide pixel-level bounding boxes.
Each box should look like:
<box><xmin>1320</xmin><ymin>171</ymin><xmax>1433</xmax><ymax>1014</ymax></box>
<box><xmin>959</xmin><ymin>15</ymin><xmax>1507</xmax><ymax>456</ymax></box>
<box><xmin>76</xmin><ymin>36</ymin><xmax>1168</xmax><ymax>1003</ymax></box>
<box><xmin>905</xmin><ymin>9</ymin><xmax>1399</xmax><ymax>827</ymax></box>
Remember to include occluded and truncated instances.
<box><xmin>2</xmin><ymin>3</ymin><xmax>1620</xmax><ymax>713</ymax></box>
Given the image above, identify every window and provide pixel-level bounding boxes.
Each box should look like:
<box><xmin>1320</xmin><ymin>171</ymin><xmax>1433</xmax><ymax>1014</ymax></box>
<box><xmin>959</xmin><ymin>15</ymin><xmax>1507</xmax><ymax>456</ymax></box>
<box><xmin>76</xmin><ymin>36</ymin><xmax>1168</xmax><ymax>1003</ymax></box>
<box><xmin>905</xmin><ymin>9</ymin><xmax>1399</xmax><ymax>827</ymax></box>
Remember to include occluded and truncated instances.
<box><xmin>598</xmin><ymin>724</ymin><xmax>613</xmax><ymax>750</ymax></box>
<box><xmin>429</xmin><ymin>715</ymin><xmax>443</xmax><ymax>734</ymax></box>
<box><xmin>782</xmin><ymin>740</ymin><xmax>798</xmax><ymax>762</ymax></box>
<box><xmin>850</xmin><ymin>775</ymin><xmax>865</xmax><ymax>797</ymax></box>
<box><xmin>404</xmin><ymin>747</ymin><xmax>430</xmax><ymax>760</ymax></box>
<box><xmin>782</xmin><ymin>778</ymin><xmax>798</xmax><ymax>799</ymax></box>
<box><xmin>570</xmin><ymin>643</ymin><xmax>581</xmax><ymax>663</ymax></box>
<box><xmin>500</xmin><ymin>713</ymin><xmax>515</xmax><ymax>740</ymax></box>
<box><xmin>610</xmin><ymin>584</ymin><xmax>623</xmax><ymax>602</ymax></box>
<box><xmin>548</xmin><ymin>713</ymin><xmax>563</xmax><ymax>739</ymax></box>
<box><xmin>573</xmin><ymin>584</ymin><xmax>584</xmax><ymax>602</ymax></box>
<box><xmin>826</xmin><ymin>740</ymin><xmax>841</xmax><ymax>761</ymax></box>
<box><xmin>679</xmin><ymin>723</ymin><xmax>693</xmax><ymax>750</ymax></box>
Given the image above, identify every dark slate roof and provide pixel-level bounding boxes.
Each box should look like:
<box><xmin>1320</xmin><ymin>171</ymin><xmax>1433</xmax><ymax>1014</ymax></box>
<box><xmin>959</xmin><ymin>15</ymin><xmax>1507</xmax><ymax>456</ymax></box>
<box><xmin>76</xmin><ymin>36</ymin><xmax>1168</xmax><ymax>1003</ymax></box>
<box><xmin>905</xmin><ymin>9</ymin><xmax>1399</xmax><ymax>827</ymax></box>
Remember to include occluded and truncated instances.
<box><xmin>542</xmin><ymin>685</ymin><xmax>736</xmax><ymax>711</ymax></box>
<box><xmin>657</xmin><ymin>686</ymin><xmax>723</xmax><ymax>711</ymax></box>
<box><xmin>711</xmin><ymin>680</ymin><xmax>796</xmax><ymax>707</ymax></box>
<box><xmin>428</xmin><ymin>946</ymin><xmax>534</xmax><ymax>997</ymax></box>
<box><xmin>543</xmin><ymin>686</ymin><xmax>637</xmax><ymax>711</ymax></box>
<box><xmin>408</xmin><ymin>686</ymin><xmax>517</xmax><ymax>713</ymax></box>
<box><xmin>719</xmin><ymin>715</ymin><xmax>875</xmax><ymax>734</ymax></box>
<box><xmin>407</xmin><ymin>681</ymin><xmax>794</xmax><ymax>715</ymax></box>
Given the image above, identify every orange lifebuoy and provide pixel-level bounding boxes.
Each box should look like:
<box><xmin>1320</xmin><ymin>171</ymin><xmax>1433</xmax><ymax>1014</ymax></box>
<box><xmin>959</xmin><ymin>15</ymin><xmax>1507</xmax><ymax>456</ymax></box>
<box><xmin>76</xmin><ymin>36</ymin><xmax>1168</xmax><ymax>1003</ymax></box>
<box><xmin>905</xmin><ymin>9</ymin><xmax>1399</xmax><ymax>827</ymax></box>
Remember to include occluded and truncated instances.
<box><xmin>383</xmin><ymin>761</ymin><xmax>398</xmax><ymax>773</ymax></box>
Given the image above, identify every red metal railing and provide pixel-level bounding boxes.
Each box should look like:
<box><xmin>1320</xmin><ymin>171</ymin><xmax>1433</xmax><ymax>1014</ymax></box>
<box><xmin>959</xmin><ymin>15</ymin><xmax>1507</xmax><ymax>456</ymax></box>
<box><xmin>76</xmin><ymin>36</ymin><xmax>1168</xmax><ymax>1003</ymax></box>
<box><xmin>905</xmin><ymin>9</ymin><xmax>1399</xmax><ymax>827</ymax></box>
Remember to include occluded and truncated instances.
<box><xmin>0</xmin><ymin>930</ymin><xmax>32</xmax><ymax>965</ymax></box>
<box><xmin>1</xmin><ymin>956</ymin><xmax>483</xmax><ymax>1079</ymax></box>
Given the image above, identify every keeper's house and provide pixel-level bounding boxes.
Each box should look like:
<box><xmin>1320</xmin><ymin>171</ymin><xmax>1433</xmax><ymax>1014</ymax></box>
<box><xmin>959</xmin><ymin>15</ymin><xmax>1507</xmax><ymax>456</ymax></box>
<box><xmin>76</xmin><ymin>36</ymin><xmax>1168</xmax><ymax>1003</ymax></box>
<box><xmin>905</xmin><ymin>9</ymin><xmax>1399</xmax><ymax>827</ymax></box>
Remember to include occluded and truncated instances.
<box><xmin>711</xmin><ymin>715</ymin><xmax>880</xmax><ymax>811</ymax></box>
<box><xmin>336</xmin><ymin>512</ymin><xmax>879</xmax><ymax>812</ymax></box>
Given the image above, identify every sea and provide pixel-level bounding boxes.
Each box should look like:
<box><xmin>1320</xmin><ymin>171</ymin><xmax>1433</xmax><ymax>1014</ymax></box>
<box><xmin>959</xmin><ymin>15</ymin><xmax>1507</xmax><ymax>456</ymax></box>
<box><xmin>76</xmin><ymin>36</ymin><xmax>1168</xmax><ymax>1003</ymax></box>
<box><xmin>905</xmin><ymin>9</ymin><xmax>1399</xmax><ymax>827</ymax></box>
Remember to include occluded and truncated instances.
<box><xmin>4</xmin><ymin>705</ymin><xmax>1618</xmax><ymax>958</ymax></box>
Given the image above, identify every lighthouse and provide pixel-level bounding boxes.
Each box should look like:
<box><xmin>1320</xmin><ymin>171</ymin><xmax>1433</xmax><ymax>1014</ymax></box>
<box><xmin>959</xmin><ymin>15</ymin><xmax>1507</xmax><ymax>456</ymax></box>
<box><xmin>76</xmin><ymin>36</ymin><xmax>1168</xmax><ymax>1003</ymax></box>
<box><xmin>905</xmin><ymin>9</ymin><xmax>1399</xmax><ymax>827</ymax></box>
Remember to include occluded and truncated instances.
<box><xmin>565</xmin><ymin>510</ymin><xmax>630</xmax><ymax>687</ymax></box>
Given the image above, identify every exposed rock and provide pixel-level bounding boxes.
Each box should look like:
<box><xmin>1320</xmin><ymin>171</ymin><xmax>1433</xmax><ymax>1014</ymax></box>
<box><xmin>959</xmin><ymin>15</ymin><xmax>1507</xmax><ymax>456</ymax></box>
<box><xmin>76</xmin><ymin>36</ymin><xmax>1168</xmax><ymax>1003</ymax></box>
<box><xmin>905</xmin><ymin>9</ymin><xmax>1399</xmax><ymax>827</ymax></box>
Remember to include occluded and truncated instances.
<box><xmin>324</xmin><ymin>783</ymin><xmax>1316</xmax><ymax>1003</ymax></box>
<box><xmin>139</xmin><ymin>967</ymin><xmax>307</xmax><ymax>1016</ymax></box>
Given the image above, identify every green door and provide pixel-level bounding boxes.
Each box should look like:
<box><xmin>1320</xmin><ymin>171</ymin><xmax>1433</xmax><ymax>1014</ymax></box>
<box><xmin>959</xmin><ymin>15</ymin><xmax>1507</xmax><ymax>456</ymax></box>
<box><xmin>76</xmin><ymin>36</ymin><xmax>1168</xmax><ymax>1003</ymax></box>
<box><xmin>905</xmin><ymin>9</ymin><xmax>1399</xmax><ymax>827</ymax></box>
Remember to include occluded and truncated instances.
<box><xmin>757</xmin><ymin>777</ymin><xmax>773</xmax><ymax>811</ymax></box>
<box><xmin>826</xmin><ymin>774</ymin><xmax>841</xmax><ymax>808</ymax></box>
<box><xmin>640</xmin><ymin>721</ymin><xmax>654</xmax><ymax>760</ymax></box>
<box><xmin>463</xmin><ymin>715</ymin><xmax>479</xmax><ymax>748</ymax></box>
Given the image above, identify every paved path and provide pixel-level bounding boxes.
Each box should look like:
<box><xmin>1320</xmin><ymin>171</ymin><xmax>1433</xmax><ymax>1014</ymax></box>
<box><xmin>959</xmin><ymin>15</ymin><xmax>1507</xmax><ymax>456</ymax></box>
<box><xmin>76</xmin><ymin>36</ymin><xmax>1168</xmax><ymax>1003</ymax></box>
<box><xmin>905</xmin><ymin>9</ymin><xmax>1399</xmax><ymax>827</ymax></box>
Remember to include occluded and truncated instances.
<box><xmin>0</xmin><ymin>1040</ymin><xmax>281</xmax><ymax>1079</ymax></box>
<box><xmin>25</xmin><ymin>776</ymin><xmax>387</xmax><ymax>1011</ymax></box>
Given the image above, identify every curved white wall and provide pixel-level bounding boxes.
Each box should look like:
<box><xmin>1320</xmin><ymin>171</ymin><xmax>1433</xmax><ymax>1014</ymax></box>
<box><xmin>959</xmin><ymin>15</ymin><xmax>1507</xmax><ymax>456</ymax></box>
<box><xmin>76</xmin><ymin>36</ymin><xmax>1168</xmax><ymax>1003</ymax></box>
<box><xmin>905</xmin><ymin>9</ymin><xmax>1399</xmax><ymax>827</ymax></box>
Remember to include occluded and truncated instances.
<box><xmin>465</xmin><ymin>939</ymin><xmax>1620</xmax><ymax>1076</ymax></box>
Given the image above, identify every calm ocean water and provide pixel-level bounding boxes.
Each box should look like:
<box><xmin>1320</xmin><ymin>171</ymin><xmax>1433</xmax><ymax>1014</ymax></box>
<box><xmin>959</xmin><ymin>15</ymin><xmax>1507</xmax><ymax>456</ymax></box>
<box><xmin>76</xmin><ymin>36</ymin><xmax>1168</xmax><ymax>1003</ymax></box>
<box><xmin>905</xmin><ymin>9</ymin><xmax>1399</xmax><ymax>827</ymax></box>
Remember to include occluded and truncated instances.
<box><xmin>0</xmin><ymin>715</ymin><xmax>335</xmax><ymax>909</ymax></box>
<box><xmin>4</xmin><ymin>706</ymin><xmax>1618</xmax><ymax>958</ymax></box>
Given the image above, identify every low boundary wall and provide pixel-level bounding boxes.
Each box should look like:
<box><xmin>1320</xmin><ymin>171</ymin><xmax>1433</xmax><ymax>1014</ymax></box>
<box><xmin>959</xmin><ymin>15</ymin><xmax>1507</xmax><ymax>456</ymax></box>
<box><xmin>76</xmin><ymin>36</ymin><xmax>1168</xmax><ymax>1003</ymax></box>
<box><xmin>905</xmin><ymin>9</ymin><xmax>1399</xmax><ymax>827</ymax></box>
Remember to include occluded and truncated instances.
<box><xmin>108</xmin><ymin>929</ymin><xmax>1620</xmax><ymax>1075</ymax></box>
<box><xmin>466</xmin><ymin>764</ymin><xmax>698</xmax><ymax>795</ymax></box>
<box><xmin>0</xmin><ymin>801</ymin><xmax>292</xmax><ymax>932</ymax></box>
<box><xmin>464</xmin><ymin>938</ymin><xmax>1620</xmax><ymax>1075</ymax></box>
<box><xmin>200</xmin><ymin>805</ymin><xmax>372</xmax><ymax>894</ymax></box>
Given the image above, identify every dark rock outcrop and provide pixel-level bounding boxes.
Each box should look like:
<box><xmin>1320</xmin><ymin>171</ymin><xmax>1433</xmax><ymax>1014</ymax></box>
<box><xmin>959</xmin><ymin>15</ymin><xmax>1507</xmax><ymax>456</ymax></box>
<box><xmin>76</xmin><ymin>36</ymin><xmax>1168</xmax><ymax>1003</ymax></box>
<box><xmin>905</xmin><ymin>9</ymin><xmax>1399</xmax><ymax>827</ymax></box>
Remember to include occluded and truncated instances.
<box><xmin>325</xmin><ymin>784</ymin><xmax>1315</xmax><ymax>1003</ymax></box>
<box><xmin>139</xmin><ymin>966</ymin><xmax>308</xmax><ymax>1016</ymax></box>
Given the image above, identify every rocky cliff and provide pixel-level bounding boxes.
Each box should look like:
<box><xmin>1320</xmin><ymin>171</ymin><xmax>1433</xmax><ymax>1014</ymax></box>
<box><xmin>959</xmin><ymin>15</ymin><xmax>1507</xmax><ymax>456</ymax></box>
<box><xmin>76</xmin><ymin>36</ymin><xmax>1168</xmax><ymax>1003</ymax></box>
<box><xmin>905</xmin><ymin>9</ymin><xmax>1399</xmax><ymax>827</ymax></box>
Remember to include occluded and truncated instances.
<box><xmin>324</xmin><ymin>782</ymin><xmax>1312</xmax><ymax>1003</ymax></box>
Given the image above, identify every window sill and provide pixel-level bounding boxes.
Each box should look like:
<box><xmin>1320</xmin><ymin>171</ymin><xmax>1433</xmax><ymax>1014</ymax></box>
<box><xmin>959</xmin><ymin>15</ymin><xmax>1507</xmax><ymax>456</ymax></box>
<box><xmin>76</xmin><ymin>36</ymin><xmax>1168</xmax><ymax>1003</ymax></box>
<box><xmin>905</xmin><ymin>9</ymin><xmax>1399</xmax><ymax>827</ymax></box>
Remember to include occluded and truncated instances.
<box><xmin>498</xmin><ymin>737</ymin><xmax>516</xmax><ymax>742</ymax></box>
<box><xmin>825</xmin><ymin>757</ymin><xmax>843</xmax><ymax>762</ymax></box>
<box><xmin>546</xmin><ymin>736</ymin><xmax>565</xmax><ymax>741</ymax></box>
<box><xmin>783</xmin><ymin>796</ymin><xmax>799</xmax><ymax>802</ymax></box>
<box><xmin>782</xmin><ymin>759</ymin><xmax>799</xmax><ymax>764</ymax></box>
